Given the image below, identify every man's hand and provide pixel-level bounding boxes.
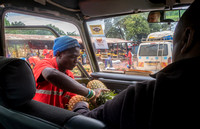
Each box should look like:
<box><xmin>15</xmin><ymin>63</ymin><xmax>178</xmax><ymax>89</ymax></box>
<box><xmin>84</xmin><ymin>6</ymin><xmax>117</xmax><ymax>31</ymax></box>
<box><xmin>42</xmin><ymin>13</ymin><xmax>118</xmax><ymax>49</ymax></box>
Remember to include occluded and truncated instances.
<box><xmin>90</xmin><ymin>88</ymin><xmax>110</xmax><ymax>107</ymax></box>
<box><xmin>75</xmin><ymin>101</ymin><xmax>89</xmax><ymax>108</ymax></box>
<box><xmin>73</xmin><ymin>101</ymin><xmax>89</xmax><ymax>111</ymax></box>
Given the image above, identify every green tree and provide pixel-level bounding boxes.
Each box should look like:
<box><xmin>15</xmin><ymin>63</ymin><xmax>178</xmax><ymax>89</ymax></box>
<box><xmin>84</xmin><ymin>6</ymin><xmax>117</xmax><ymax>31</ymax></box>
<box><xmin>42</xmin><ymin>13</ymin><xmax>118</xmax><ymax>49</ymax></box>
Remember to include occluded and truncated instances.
<box><xmin>105</xmin><ymin>17</ymin><xmax>126</xmax><ymax>39</ymax></box>
<box><xmin>47</xmin><ymin>24</ymin><xmax>66</xmax><ymax>35</ymax></box>
<box><xmin>105</xmin><ymin>14</ymin><xmax>150</xmax><ymax>41</ymax></box>
<box><xmin>11</xmin><ymin>21</ymin><xmax>25</xmax><ymax>26</ymax></box>
<box><xmin>104</xmin><ymin>13</ymin><xmax>176</xmax><ymax>42</ymax></box>
<box><xmin>149</xmin><ymin>23</ymin><xmax>161</xmax><ymax>33</ymax></box>
<box><xmin>4</xmin><ymin>18</ymin><xmax>10</xmax><ymax>26</ymax></box>
<box><xmin>124</xmin><ymin>14</ymin><xmax>150</xmax><ymax>41</ymax></box>
<box><xmin>67</xmin><ymin>31</ymin><xmax>79</xmax><ymax>36</ymax></box>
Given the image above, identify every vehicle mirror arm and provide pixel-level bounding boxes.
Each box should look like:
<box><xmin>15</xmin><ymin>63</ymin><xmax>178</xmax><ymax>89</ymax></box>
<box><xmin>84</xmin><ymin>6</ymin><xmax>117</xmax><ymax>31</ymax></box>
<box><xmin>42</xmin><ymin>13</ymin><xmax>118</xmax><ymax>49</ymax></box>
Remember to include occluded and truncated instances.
<box><xmin>166</xmin><ymin>0</ymin><xmax>176</xmax><ymax>10</ymax></box>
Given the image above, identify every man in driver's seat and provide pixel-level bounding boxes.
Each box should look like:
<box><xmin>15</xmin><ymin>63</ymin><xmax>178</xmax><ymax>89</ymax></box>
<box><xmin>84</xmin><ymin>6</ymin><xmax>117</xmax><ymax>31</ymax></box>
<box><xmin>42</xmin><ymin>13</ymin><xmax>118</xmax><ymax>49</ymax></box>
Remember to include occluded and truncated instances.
<box><xmin>72</xmin><ymin>1</ymin><xmax>200</xmax><ymax>129</ymax></box>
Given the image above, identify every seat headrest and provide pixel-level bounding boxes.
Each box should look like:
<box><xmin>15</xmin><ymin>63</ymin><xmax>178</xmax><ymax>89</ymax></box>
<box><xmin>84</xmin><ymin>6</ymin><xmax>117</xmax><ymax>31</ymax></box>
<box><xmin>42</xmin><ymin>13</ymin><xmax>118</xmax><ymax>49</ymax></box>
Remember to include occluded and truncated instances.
<box><xmin>0</xmin><ymin>57</ymin><xmax>36</xmax><ymax>108</ymax></box>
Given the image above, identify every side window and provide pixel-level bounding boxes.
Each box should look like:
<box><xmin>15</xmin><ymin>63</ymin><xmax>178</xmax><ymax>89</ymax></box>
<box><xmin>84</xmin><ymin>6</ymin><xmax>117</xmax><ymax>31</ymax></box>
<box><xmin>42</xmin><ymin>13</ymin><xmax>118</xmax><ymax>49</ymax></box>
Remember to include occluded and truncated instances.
<box><xmin>4</xmin><ymin>12</ymin><xmax>91</xmax><ymax>78</ymax></box>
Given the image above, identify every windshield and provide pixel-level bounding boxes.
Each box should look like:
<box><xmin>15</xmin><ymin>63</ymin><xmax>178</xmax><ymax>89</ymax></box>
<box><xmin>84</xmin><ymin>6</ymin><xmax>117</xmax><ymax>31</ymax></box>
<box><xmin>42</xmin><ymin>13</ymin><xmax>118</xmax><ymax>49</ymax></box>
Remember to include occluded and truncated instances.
<box><xmin>87</xmin><ymin>12</ymin><xmax>177</xmax><ymax>74</ymax></box>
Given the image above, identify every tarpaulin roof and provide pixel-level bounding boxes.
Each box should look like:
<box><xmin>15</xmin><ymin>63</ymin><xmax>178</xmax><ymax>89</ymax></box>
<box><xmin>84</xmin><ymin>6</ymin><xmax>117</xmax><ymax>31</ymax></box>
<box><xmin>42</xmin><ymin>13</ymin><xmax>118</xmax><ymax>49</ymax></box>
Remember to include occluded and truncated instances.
<box><xmin>147</xmin><ymin>31</ymin><xmax>174</xmax><ymax>40</ymax></box>
<box><xmin>5</xmin><ymin>34</ymin><xmax>132</xmax><ymax>44</ymax></box>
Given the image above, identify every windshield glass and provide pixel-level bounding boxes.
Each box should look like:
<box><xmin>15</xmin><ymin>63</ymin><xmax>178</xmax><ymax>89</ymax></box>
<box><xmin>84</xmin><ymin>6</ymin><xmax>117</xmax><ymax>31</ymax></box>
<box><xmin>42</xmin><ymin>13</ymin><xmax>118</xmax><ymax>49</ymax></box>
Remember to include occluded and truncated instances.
<box><xmin>87</xmin><ymin>12</ymin><xmax>177</xmax><ymax>74</ymax></box>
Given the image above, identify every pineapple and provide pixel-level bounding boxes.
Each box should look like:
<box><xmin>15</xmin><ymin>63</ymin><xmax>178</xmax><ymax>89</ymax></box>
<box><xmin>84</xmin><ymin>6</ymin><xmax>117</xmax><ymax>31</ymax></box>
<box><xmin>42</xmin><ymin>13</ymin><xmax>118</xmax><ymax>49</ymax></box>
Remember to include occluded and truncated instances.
<box><xmin>67</xmin><ymin>95</ymin><xmax>87</xmax><ymax>111</ymax></box>
<box><xmin>87</xmin><ymin>79</ymin><xmax>108</xmax><ymax>89</ymax></box>
<box><xmin>67</xmin><ymin>80</ymin><xmax>117</xmax><ymax>110</ymax></box>
<box><xmin>87</xmin><ymin>80</ymin><xmax>117</xmax><ymax>109</ymax></box>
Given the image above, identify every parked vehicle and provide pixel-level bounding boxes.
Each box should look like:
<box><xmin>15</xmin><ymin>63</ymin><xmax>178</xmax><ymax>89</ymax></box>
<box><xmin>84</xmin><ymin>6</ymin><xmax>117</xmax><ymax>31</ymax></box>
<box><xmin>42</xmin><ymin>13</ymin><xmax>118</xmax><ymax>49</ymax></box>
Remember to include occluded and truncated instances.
<box><xmin>136</xmin><ymin>31</ymin><xmax>173</xmax><ymax>72</ymax></box>
<box><xmin>137</xmin><ymin>41</ymin><xmax>173</xmax><ymax>72</ymax></box>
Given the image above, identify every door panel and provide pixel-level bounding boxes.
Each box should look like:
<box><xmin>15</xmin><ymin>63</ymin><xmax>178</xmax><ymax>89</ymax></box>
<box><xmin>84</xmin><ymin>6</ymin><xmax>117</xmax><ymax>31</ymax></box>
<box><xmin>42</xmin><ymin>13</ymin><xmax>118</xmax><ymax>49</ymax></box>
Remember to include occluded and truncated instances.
<box><xmin>91</xmin><ymin>72</ymin><xmax>155</xmax><ymax>92</ymax></box>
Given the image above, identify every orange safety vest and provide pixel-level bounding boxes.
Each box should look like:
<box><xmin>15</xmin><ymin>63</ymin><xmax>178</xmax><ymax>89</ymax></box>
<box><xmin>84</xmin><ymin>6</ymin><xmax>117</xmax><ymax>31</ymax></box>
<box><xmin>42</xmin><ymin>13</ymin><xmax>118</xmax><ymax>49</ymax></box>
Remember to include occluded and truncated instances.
<box><xmin>33</xmin><ymin>57</ymin><xmax>76</xmax><ymax>108</ymax></box>
<box><xmin>28</xmin><ymin>56</ymin><xmax>40</xmax><ymax>69</ymax></box>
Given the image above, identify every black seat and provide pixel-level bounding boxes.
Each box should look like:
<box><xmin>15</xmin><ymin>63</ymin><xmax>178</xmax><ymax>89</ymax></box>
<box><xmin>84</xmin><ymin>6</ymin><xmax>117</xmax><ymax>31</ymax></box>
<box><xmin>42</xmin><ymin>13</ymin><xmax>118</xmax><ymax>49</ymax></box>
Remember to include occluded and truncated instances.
<box><xmin>0</xmin><ymin>57</ymin><xmax>107</xmax><ymax>129</ymax></box>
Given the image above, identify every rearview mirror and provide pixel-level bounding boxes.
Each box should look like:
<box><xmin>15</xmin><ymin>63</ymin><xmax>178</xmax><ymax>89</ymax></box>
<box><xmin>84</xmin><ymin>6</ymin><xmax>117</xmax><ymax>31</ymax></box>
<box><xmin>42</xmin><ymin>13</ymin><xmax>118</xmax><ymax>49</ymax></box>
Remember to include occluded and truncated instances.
<box><xmin>147</xmin><ymin>9</ymin><xmax>186</xmax><ymax>23</ymax></box>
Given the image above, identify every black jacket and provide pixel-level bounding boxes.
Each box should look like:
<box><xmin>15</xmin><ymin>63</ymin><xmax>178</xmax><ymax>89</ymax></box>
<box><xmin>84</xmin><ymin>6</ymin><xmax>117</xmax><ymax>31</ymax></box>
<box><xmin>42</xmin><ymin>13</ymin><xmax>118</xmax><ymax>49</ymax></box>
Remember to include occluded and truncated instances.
<box><xmin>74</xmin><ymin>57</ymin><xmax>200</xmax><ymax>129</ymax></box>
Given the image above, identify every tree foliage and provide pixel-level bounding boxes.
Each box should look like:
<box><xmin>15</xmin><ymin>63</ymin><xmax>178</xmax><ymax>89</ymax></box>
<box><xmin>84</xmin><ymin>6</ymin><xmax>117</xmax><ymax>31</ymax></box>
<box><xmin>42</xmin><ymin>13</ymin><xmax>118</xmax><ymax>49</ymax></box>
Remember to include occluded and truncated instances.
<box><xmin>67</xmin><ymin>31</ymin><xmax>79</xmax><ymax>36</ymax></box>
<box><xmin>47</xmin><ymin>24</ymin><xmax>66</xmax><ymax>35</ymax></box>
<box><xmin>4</xmin><ymin>18</ymin><xmax>10</xmax><ymax>26</ymax></box>
<box><xmin>11</xmin><ymin>21</ymin><xmax>25</xmax><ymax>26</ymax></box>
<box><xmin>104</xmin><ymin>13</ymin><xmax>174</xmax><ymax>42</ymax></box>
<box><xmin>3</xmin><ymin>19</ymin><xmax>73</xmax><ymax>36</ymax></box>
<box><xmin>124</xmin><ymin>14</ymin><xmax>150</xmax><ymax>41</ymax></box>
<box><xmin>105</xmin><ymin>17</ymin><xmax>126</xmax><ymax>39</ymax></box>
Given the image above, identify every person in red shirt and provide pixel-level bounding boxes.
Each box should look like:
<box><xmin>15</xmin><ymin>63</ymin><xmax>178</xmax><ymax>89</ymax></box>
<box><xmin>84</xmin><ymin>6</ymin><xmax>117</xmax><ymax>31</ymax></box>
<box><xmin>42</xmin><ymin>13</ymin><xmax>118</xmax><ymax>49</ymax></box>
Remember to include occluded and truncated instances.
<box><xmin>28</xmin><ymin>55</ymin><xmax>40</xmax><ymax>69</ymax></box>
<box><xmin>42</xmin><ymin>45</ymin><xmax>49</xmax><ymax>58</ymax></box>
<box><xmin>46</xmin><ymin>50</ymin><xmax>53</xmax><ymax>58</ymax></box>
<box><xmin>127</xmin><ymin>49</ymin><xmax>132</xmax><ymax>69</ymax></box>
<box><xmin>33</xmin><ymin>36</ymin><xmax>104</xmax><ymax>109</ymax></box>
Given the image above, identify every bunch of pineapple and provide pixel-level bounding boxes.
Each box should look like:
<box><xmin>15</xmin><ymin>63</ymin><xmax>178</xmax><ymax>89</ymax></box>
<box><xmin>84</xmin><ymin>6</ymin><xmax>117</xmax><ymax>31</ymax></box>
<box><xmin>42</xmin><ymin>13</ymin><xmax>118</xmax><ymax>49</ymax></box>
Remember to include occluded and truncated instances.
<box><xmin>67</xmin><ymin>80</ymin><xmax>117</xmax><ymax>111</ymax></box>
<box><xmin>68</xmin><ymin>95</ymin><xmax>87</xmax><ymax>111</ymax></box>
<box><xmin>87</xmin><ymin>80</ymin><xmax>107</xmax><ymax>89</ymax></box>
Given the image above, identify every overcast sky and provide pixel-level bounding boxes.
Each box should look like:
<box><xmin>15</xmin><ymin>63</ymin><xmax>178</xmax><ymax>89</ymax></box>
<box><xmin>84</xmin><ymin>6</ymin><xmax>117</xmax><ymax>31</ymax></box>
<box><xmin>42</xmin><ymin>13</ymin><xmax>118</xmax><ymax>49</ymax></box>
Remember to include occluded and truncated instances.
<box><xmin>6</xmin><ymin>12</ymin><xmax>79</xmax><ymax>35</ymax></box>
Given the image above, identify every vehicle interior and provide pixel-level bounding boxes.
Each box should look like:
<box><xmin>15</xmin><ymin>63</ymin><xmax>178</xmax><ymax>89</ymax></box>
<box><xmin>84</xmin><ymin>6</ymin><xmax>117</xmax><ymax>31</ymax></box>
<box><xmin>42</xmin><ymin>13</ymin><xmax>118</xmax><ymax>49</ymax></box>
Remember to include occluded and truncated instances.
<box><xmin>0</xmin><ymin>0</ymin><xmax>194</xmax><ymax>129</ymax></box>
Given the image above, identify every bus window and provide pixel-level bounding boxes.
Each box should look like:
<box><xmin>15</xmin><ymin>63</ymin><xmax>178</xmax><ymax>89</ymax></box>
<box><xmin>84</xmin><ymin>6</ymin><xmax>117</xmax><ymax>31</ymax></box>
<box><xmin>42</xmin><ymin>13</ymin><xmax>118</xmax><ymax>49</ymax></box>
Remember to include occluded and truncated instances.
<box><xmin>139</xmin><ymin>44</ymin><xmax>168</xmax><ymax>56</ymax></box>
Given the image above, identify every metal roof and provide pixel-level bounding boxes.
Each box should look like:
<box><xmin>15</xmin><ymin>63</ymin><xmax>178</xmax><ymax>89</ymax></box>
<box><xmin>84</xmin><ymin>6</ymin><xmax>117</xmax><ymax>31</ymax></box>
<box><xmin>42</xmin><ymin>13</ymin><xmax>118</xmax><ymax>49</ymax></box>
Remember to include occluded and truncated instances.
<box><xmin>5</xmin><ymin>34</ymin><xmax>132</xmax><ymax>44</ymax></box>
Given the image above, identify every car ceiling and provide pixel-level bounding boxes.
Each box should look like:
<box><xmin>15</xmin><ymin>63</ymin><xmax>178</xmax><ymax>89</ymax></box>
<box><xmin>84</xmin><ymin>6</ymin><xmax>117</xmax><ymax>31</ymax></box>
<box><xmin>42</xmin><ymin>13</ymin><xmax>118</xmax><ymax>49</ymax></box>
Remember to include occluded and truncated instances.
<box><xmin>0</xmin><ymin>0</ymin><xmax>195</xmax><ymax>20</ymax></box>
<box><xmin>80</xmin><ymin>0</ymin><xmax>194</xmax><ymax>18</ymax></box>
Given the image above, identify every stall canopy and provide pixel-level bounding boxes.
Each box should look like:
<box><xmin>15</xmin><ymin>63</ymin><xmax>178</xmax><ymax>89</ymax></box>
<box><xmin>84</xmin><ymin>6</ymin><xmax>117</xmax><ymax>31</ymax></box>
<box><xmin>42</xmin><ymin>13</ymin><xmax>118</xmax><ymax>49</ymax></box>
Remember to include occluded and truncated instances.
<box><xmin>5</xmin><ymin>34</ymin><xmax>132</xmax><ymax>49</ymax></box>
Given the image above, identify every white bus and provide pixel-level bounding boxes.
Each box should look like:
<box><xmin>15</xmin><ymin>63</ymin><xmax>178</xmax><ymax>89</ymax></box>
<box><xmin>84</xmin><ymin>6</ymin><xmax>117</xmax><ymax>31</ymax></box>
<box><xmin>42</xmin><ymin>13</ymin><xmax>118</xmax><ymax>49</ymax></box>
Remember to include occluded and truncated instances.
<box><xmin>136</xmin><ymin>31</ymin><xmax>173</xmax><ymax>72</ymax></box>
